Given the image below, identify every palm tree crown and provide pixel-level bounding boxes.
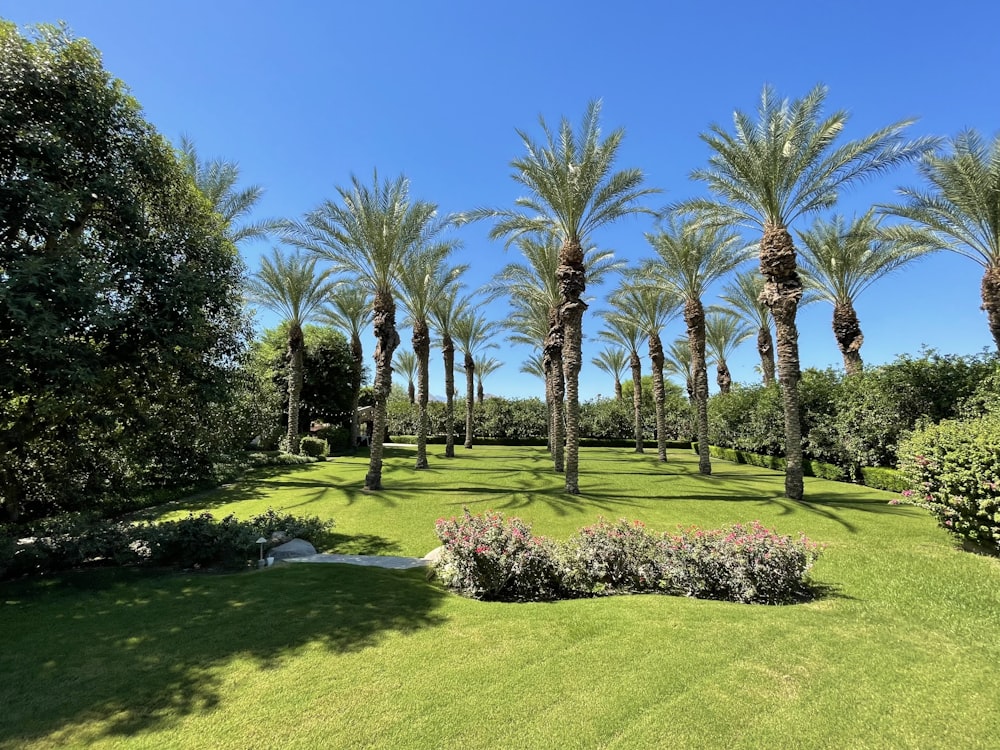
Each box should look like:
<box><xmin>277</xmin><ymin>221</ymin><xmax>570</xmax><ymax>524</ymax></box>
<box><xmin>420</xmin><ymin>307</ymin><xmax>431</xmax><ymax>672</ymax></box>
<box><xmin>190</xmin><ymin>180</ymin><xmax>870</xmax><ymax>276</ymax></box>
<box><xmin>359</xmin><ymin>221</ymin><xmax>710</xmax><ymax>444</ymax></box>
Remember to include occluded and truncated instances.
<box><xmin>881</xmin><ymin>130</ymin><xmax>1000</xmax><ymax>350</ymax></box>
<box><xmin>591</xmin><ymin>345</ymin><xmax>628</xmax><ymax>400</ymax></box>
<box><xmin>704</xmin><ymin>310</ymin><xmax>754</xmax><ymax>394</ymax></box>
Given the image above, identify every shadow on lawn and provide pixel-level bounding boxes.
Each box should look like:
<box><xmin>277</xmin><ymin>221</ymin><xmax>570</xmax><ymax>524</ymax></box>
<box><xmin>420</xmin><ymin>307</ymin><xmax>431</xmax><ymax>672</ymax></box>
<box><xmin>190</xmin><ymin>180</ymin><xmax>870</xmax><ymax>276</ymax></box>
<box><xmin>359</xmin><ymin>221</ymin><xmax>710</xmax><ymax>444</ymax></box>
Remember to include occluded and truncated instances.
<box><xmin>0</xmin><ymin>564</ymin><xmax>446</xmax><ymax>747</ymax></box>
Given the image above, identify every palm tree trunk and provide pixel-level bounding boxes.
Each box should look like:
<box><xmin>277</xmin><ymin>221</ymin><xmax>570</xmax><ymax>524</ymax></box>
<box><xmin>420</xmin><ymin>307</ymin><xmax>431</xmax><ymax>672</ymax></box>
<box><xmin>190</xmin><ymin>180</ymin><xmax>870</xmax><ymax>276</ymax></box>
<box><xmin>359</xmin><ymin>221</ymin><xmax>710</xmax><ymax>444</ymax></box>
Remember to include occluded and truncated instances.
<box><xmin>545</xmin><ymin>308</ymin><xmax>565</xmax><ymax>472</ymax></box>
<box><xmin>629</xmin><ymin>352</ymin><xmax>643</xmax><ymax>453</ymax></box>
<box><xmin>716</xmin><ymin>361</ymin><xmax>732</xmax><ymax>394</ymax></box>
<box><xmin>407</xmin><ymin>381</ymin><xmax>415</xmax><ymax>404</ymax></box>
<box><xmin>614</xmin><ymin>377</ymin><xmax>622</xmax><ymax>401</ymax></box>
<box><xmin>413</xmin><ymin>319</ymin><xmax>431</xmax><ymax>469</ymax></box>
<box><xmin>463</xmin><ymin>352</ymin><xmax>475</xmax><ymax>449</ymax></box>
<box><xmin>757</xmin><ymin>325</ymin><xmax>776</xmax><ymax>386</ymax></box>
<box><xmin>365</xmin><ymin>290</ymin><xmax>399</xmax><ymax>490</ymax></box>
<box><xmin>477</xmin><ymin>381</ymin><xmax>484</xmax><ymax>404</ymax></box>
<box><xmin>442</xmin><ymin>334</ymin><xmax>456</xmax><ymax>458</ymax></box>
<box><xmin>649</xmin><ymin>334</ymin><xmax>668</xmax><ymax>462</ymax></box>
<box><xmin>833</xmin><ymin>301</ymin><xmax>864</xmax><ymax>375</ymax></box>
<box><xmin>984</xmin><ymin>264</ymin><xmax>1000</xmax><ymax>352</ymax></box>
<box><xmin>558</xmin><ymin>240</ymin><xmax>586</xmax><ymax>495</ymax></box>
<box><xmin>686</xmin><ymin>299</ymin><xmax>711</xmax><ymax>475</ymax></box>
<box><xmin>349</xmin><ymin>334</ymin><xmax>364</xmax><ymax>448</ymax></box>
<box><xmin>759</xmin><ymin>223</ymin><xmax>804</xmax><ymax>501</ymax></box>
<box><xmin>286</xmin><ymin>324</ymin><xmax>304</xmax><ymax>454</ymax></box>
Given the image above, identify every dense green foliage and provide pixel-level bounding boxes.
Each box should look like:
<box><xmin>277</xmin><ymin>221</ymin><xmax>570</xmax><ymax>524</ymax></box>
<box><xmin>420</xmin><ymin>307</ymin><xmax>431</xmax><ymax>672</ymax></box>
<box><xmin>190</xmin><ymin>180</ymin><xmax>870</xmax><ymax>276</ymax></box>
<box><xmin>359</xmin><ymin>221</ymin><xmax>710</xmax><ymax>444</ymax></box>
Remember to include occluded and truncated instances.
<box><xmin>0</xmin><ymin>23</ymin><xmax>249</xmax><ymax>521</ymax></box>
<box><xmin>707</xmin><ymin>351</ymin><xmax>997</xmax><ymax>479</ymax></box>
<box><xmin>898</xmin><ymin>415</ymin><xmax>1000</xmax><ymax>553</ymax></box>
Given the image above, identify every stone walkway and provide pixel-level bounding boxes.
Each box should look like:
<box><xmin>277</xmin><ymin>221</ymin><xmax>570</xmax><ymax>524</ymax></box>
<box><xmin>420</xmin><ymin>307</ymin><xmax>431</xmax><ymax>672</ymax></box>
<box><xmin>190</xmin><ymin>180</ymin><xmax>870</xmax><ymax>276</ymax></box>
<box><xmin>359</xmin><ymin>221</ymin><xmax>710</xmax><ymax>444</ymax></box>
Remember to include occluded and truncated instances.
<box><xmin>281</xmin><ymin>547</ymin><xmax>443</xmax><ymax>570</ymax></box>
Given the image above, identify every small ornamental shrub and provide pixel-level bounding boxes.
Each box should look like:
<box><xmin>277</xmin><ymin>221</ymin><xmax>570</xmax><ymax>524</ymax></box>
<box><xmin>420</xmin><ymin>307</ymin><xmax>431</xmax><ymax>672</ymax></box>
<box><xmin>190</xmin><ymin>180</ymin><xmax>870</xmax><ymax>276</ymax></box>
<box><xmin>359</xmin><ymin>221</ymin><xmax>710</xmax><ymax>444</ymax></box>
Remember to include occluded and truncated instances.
<box><xmin>248</xmin><ymin>508</ymin><xmax>336</xmax><ymax>550</ymax></box>
<box><xmin>434</xmin><ymin>509</ymin><xmax>562</xmax><ymax>601</ymax></box>
<box><xmin>299</xmin><ymin>436</ymin><xmax>328</xmax><ymax>458</ymax></box>
<box><xmin>144</xmin><ymin>513</ymin><xmax>258</xmax><ymax>569</ymax></box>
<box><xmin>560</xmin><ymin>518</ymin><xmax>661</xmax><ymax>595</ymax></box>
<box><xmin>897</xmin><ymin>416</ymin><xmax>1000</xmax><ymax>554</ymax></box>
<box><xmin>659</xmin><ymin>521</ymin><xmax>823</xmax><ymax>604</ymax></box>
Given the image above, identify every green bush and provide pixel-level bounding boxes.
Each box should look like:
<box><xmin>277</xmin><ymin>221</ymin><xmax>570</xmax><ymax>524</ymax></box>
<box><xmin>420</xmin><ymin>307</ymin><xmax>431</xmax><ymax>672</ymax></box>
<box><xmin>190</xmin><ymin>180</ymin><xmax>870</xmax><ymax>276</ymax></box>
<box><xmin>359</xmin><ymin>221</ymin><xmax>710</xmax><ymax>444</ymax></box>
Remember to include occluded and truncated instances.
<box><xmin>314</xmin><ymin>425</ymin><xmax>351</xmax><ymax>453</ymax></box>
<box><xmin>860</xmin><ymin>466</ymin><xmax>909</xmax><ymax>493</ymax></box>
<box><xmin>299</xmin><ymin>436</ymin><xmax>328</xmax><ymax>458</ymax></box>
<box><xmin>143</xmin><ymin>513</ymin><xmax>258</xmax><ymax>569</ymax></box>
<box><xmin>248</xmin><ymin>508</ymin><xmax>337</xmax><ymax>550</ymax></box>
<box><xmin>897</xmin><ymin>416</ymin><xmax>1000</xmax><ymax>553</ymax></box>
<box><xmin>247</xmin><ymin>451</ymin><xmax>319</xmax><ymax>467</ymax></box>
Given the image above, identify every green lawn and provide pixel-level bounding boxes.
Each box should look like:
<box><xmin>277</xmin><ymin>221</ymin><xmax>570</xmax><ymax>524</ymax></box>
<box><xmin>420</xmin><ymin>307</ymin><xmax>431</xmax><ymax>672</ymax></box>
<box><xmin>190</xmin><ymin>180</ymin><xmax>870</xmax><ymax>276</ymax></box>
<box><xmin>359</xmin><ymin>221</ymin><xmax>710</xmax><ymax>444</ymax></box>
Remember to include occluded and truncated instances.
<box><xmin>2</xmin><ymin>446</ymin><xmax>998</xmax><ymax>749</ymax></box>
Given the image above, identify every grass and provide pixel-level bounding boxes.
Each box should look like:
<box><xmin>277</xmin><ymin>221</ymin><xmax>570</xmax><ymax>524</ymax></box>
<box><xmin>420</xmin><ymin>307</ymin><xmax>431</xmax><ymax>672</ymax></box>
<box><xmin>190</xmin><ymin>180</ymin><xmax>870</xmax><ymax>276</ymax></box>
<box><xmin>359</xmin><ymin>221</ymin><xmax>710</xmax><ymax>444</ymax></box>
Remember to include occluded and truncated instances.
<box><xmin>2</xmin><ymin>445</ymin><xmax>998</xmax><ymax>749</ymax></box>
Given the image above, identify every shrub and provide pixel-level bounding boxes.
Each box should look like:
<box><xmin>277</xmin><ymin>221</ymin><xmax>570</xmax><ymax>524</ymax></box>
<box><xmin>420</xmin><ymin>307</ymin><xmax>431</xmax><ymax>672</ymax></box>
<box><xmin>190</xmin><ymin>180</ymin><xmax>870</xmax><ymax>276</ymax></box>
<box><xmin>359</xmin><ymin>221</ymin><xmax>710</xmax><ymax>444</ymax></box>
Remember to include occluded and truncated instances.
<box><xmin>143</xmin><ymin>513</ymin><xmax>259</xmax><ymax>569</ymax></box>
<box><xmin>299</xmin><ymin>436</ymin><xmax>328</xmax><ymax>458</ymax></box>
<box><xmin>13</xmin><ymin>513</ymin><xmax>142</xmax><ymax>576</ymax></box>
<box><xmin>659</xmin><ymin>521</ymin><xmax>823</xmax><ymax>604</ymax></box>
<box><xmin>433</xmin><ymin>509</ymin><xmax>562</xmax><ymax>601</ymax></box>
<box><xmin>248</xmin><ymin>508</ymin><xmax>336</xmax><ymax>550</ymax></box>
<box><xmin>860</xmin><ymin>466</ymin><xmax>909</xmax><ymax>493</ymax></box>
<box><xmin>559</xmin><ymin>518</ymin><xmax>660</xmax><ymax>595</ymax></box>
<box><xmin>247</xmin><ymin>451</ymin><xmax>318</xmax><ymax>467</ymax></box>
<box><xmin>897</xmin><ymin>416</ymin><xmax>1000</xmax><ymax>554</ymax></box>
<box><xmin>314</xmin><ymin>425</ymin><xmax>351</xmax><ymax>453</ymax></box>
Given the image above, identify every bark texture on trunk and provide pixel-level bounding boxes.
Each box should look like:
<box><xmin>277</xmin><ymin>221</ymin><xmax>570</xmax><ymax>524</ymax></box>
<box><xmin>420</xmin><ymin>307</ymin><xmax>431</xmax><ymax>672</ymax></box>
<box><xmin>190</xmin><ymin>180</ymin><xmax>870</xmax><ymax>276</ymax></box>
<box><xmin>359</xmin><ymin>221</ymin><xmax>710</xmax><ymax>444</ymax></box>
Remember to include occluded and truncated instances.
<box><xmin>649</xmin><ymin>333</ymin><xmax>668</xmax><ymax>462</ymax></box>
<box><xmin>558</xmin><ymin>238</ymin><xmax>587</xmax><ymax>494</ymax></box>
<box><xmin>833</xmin><ymin>301</ymin><xmax>864</xmax><ymax>375</ymax></box>
<box><xmin>442</xmin><ymin>335</ymin><xmax>456</xmax><ymax>458</ymax></box>
<box><xmin>716</xmin><ymin>361</ymin><xmax>732</xmax><ymax>394</ymax></box>
<box><xmin>348</xmin><ymin>334</ymin><xmax>363</xmax><ymax>448</ymax></box>
<box><xmin>365</xmin><ymin>291</ymin><xmax>400</xmax><ymax>490</ymax></box>
<box><xmin>982</xmin><ymin>264</ymin><xmax>1000</xmax><ymax>352</ymax></box>
<box><xmin>407</xmin><ymin>382</ymin><xmax>415</xmax><ymax>404</ymax></box>
<box><xmin>413</xmin><ymin>320</ymin><xmax>431</xmax><ymax>469</ymax></box>
<box><xmin>477</xmin><ymin>383</ymin><xmax>484</xmax><ymax>404</ymax></box>
<box><xmin>629</xmin><ymin>353</ymin><xmax>643</xmax><ymax>453</ymax></box>
<box><xmin>613</xmin><ymin>377</ymin><xmax>622</xmax><ymax>401</ymax></box>
<box><xmin>757</xmin><ymin>325</ymin><xmax>776</xmax><ymax>386</ymax></box>
<box><xmin>463</xmin><ymin>352</ymin><xmax>475</xmax><ymax>449</ymax></box>
<box><xmin>686</xmin><ymin>299</ymin><xmax>711</xmax><ymax>475</ymax></box>
<box><xmin>758</xmin><ymin>223</ymin><xmax>804</xmax><ymax>501</ymax></box>
<box><xmin>545</xmin><ymin>306</ymin><xmax>565</xmax><ymax>472</ymax></box>
<box><xmin>286</xmin><ymin>324</ymin><xmax>304</xmax><ymax>455</ymax></box>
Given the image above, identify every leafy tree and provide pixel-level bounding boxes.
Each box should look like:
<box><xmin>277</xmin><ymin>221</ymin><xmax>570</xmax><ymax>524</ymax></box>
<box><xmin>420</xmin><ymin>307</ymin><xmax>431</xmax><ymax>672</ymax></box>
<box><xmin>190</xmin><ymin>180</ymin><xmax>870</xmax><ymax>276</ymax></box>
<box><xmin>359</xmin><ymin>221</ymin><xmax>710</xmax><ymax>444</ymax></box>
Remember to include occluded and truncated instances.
<box><xmin>591</xmin><ymin>346</ymin><xmax>628</xmax><ymax>400</ymax></box>
<box><xmin>0</xmin><ymin>23</ymin><xmax>249</xmax><ymax>520</ymax></box>
<box><xmin>286</xmin><ymin>172</ymin><xmax>452</xmax><ymax>490</ymax></box>
<box><xmin>704</xmin><ymin>310</ymin><xmax>754</xmax><ymax>394</ymax></box>
<box><xmin>318</xmin><ymin>285</ymin><xmax>372</xmax><ymax>447</ymax></box>
<box><xmin>681</xmin><ymin>84</ymin><xmax>934</xmax><ymax>499</ymax></box>
<box><xmin>881</xmin><ymin>130</ymin><xmax>1000</xmax><ymax>351</ymax></box>
<box><xmin>642</xmin><ymin>213</ymin><xmax>749</xmax><ymax>473</ymax></box>
<box><xmin>797</xmin><ymin>210</ymin><xmax>930</xmax><ymax>374</ymax></box>
<box><xmin>246</xmin><ymin>249</ymin><xmax>336</xmax><ymax>454</ymax></box>
<box><xmin>466</xmin><ymin>101</ymin><xmax>658</xmax><ymax>494</ymax></box>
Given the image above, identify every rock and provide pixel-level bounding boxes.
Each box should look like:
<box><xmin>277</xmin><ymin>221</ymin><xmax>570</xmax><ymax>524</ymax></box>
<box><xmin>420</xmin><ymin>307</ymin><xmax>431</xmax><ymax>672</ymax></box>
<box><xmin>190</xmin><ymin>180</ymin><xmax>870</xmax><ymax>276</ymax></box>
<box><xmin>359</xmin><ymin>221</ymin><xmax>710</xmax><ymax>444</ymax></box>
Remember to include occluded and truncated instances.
<box><xmin>269</xmin><ymin>538</ymin><xmax>317</xmax><ymax>560</ymax></box>
<box><xmin>423</xmin><ymin>545</ymin><xmax>445</xmax><ymax>564</ymax></box>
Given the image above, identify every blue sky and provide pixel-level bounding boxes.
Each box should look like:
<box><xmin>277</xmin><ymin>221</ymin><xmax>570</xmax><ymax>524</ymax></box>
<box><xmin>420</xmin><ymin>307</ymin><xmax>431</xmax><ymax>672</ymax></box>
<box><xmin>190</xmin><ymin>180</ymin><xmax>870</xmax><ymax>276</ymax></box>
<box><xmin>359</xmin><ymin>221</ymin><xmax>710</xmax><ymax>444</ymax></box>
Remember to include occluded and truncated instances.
<box><xmin>6</xmin><ymin>0</ymin><xmax>999</xmax><ymax>400</ymax></box>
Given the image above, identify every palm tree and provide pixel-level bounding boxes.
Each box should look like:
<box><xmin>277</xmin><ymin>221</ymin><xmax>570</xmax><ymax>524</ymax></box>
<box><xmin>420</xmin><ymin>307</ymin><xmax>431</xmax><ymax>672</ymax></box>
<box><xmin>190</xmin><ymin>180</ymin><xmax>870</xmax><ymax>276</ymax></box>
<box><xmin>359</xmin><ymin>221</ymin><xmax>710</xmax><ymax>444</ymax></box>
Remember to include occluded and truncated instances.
<box><xmin>178</xmin><ymin>135</ymin><xmax>278</xmax><ymax>244</ymax></box>
<box><xmin>452</xmin><ymin>309</ymin><xmax>499</xmax><ymax>449</ymax></box>
<box><xmin>520</xmin><ymin>352</ymin><xmax>546</xmax><ymax>382</ymax></box>
<box><xmin>642</xmin><ymin>213</ymin><xmax>749</xmax><ymax>474</ymax></box>
<box><xmin>599</xmin><ymin>311</ymin><xmax>648</xmax><ymax>452</ymax></box>
<box><xmin>429</xmin><ymin>287</ymin><xmax>471</xmax><ymax>459</ymax></box>
<box><xmin>318</xmin><ymin>285</ymin><xmax>372</xmax><ymax>448</ymax></box>
<box><xmin>592</xmin><ymin>346</ymin><xmax>628</xmax><ymax>400</ymax></box>
<box><xmin>465</xmin><ymin>101</ymin><xmax>659</xmax><ymax>494</ymax></box>
<box><xmin>680</xmin><ymin>84</ymin><xmax>935</xmax><ymax>500</ymax></box>
<box><xmin>393</xmin><ymin>349</ymin><xmax>418</xmax><ymax>404</ymax></box>
<box><xmin>246</xmin><ymin>248</ymin><xmax>337</xmax><ymax>454</ymax></box>
<box><xmin>664</xmin><ymin>338</ymin><xmax>694</xmax><ymax>402</ymax></box>
<box><xmin>285</xmin><ymin>172</ymin><xmax>451</xmax><ymax>490</ymax></box>
<box><xmin>880</xmin><ymin>130</ymin><xmax>1000</xmax><ymax>351</ymax></box>
<box><xmin>717</xmin><ymin>270</ymin><xmax>776</xmax><ymax>386</ymax></box>
<box><xmin>704</xmin><ymin>310</ymin><xmax>754</xmax><ymax>394</ymax></box>
<box><xmin>397</xmin><ymin>246</ymin><xmax>464</xmax><ymax>469</ymax></box>
<box><xmin>610</xmin><ymin>279</ymin><xmax>680</xmax><ymax>462</ymax></box>
<box><xmin>483</xmin><ymin>232</ymin><xmax>623</xmax><ymax>472</ymax></box>
<box><xmin>797</xmin><ymin>210</ymin><xmax>930</xmax><ymax>374</ymax></box>
<box><xmin>474</xmin><ymin>355</ymin><xmax>503</xmax><ymax>404</ymax></box>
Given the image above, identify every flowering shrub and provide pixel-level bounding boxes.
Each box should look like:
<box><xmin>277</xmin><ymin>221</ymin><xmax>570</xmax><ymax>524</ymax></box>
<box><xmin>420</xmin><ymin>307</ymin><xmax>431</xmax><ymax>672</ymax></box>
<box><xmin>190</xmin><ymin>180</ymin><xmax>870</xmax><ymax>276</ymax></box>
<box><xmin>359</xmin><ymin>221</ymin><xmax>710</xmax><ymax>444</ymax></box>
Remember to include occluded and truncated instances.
<box><xmin>433</xmin><ymin>511</ymin><xmax>823</xmax><ymax>605</ymax></box>
<box><xmin>897</xmin><ymin>416</ymin><xmax>1000</xmax><ymax>554</ymax></box>
<box><xmin>434</xmin><ymin>509</ymin><xmax>562</xmax><ymax>601</ymax></box>
<box><xmin>560</xmin><ymin>518</ymin><xmax>661</xmax><ymax>595</ymax></box>
<box><xmin>659</xmin><ymin>522</ymin><xmax>823</xmax><ymax>604</ymax></box>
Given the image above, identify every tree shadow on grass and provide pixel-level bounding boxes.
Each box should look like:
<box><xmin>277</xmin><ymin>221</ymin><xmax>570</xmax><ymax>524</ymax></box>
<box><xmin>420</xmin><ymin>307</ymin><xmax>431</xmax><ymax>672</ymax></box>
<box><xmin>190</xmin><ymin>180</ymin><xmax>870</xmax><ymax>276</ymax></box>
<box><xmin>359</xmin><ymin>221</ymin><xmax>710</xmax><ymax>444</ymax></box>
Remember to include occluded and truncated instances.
<box><xmin>0</xmin><ymin>564</ymin><xmax>446</xmax><ymax>747</ymax></box>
